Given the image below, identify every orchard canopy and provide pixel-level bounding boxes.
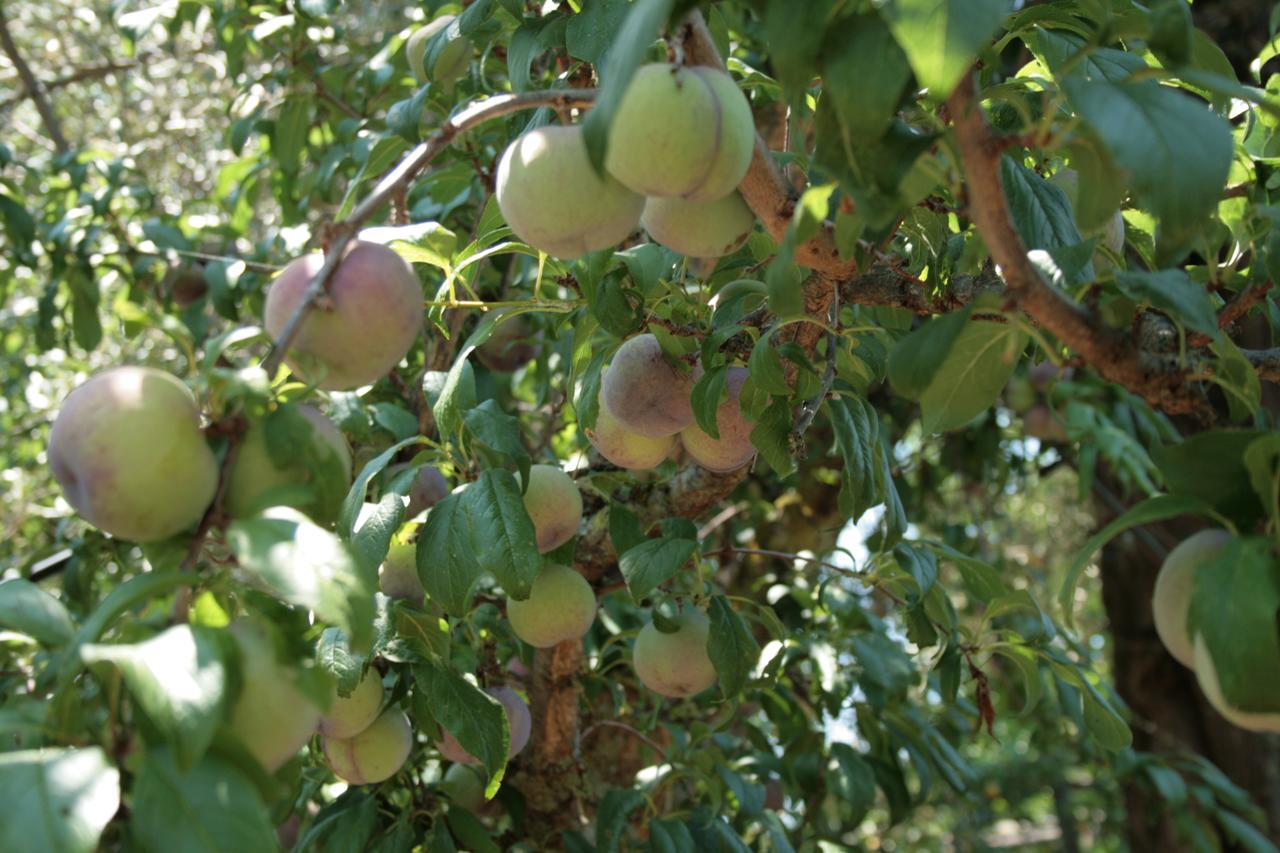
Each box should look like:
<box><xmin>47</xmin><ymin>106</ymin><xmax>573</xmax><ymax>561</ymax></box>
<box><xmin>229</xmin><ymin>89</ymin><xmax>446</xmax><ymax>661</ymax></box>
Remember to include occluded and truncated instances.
<box><xmin>3</xmin><ymin>0</ymin><xmax>1280</xmax><ymax>850</ymax></box>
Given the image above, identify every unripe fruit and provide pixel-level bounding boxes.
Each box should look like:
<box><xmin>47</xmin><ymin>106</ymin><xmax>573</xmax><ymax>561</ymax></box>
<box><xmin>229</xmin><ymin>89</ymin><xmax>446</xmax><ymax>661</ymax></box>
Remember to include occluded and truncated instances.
<box><xmin>387</xmin><ymin>463</ymin><xmax>450</xmax><ymax>518</ymax></box>
<box><xmin>496</xmin><ymin>125</ymin><xmax>645</xmax><ymax>260</ymax></box>
<box><xmin>601</xmin><ymin>334</ymin><xmax>696</xmax><ymax>438</ymax></box>
<box><xmin>227</xmin><ymin>620</ymin><xmax>322</xmax><ymax>772</ymax></box>
<box><xmin>264</xmin><ymin>241</ymin><xmax>423</xmax><ymax>391</ymax></box>
<box><xmin>1004</xmin><ymin>375</ymin><xmax>1036</xmax><ymax>414</ymax></box>
<box><xmin>634</xmin><ymin>607</ymin><xmax>717</xmax><ymax>698</ymax></box>
<box><xmin>441</xmin><ymin>762</ymin><xmax>487</xmax><ymax>811</ymax></box>
<box><xmin>641</xmin><ymin>192</ymin><xmax>755</xmax><ymax>258</ymax></box>
<box><xmin>1152</xmin><ymin>529</ymin><xmax>1232</xmax><ymax>669</ymax></box>
<box><xmin>507</xmin><ymin>564</ymin><xmax>597</xmax><ymax>648</ymax></box>
<box><xmin>405</xmin><ymin>15</ymin><xmax>471</xmax><ymax>86</ymax></box>
<box><xmin>1194</xmin><ymin>635</ymin><xmax>1280</xmax><ymax>733</ymax></box>
<box><xmin>475</xmin><ymin>314</ymin><xmax>541</xmax><ymax>373</ymax></box>
<box><xmin>47</xmin><ymin>366</ymin><xmax>218</xmax><ymax>542</ymax></box>
<box><xmin>323</xmin><ymin>709</ymin><xmax>414</xmax><ymax>785</ymax></box>
<box><xmin>606</xmin><ymin>64</ymin><xmax>755</xmax><ymax>203</ymax></box>
<box><xmin>225</xmin><ymin>404</ymin><xmax>352</xmax><ymax>525</ymax></box>
<box><xmin>518</xmin><ymin>464</ymin><xmax>583</xmax><ymax>553</ymax></box>
<box><xmin>438</xmin><ymin>686</ymin><xmax>531</xmax><ymax>764</ymax></box>
<box><xmin>680</xmin><ymin>367</ymin><xmax>755</xmax><ymax>473</ymax></box>
<box><xmin>379</xmin><ymin>539</ymin><xmax>425</xmax><ymax>604</ymax></box>
<box><xmin>319</xmin><ymin>670</ymin><xmax>384</xmax><ymax>739</ymax></box>
<box><xmin>585</xmin><ymin>391</ymin><xmax>675</xmax><ymax>471</ymax></box>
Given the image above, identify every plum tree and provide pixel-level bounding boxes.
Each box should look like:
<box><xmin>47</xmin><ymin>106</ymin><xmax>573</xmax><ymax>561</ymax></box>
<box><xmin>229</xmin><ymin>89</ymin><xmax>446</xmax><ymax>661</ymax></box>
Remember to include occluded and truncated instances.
<box><xmin>319</xmin><ymin>669</ymin><xmax>384</xmax><ymax>739</ymax></box>
<box><xmin>585</xmin><ymin>390</ymin><xmax>675</xmax><ymax>470</ymax></box>
<box><xmin>438</xmin><ymin>686</ymin><xmax>531</xmax><ymax>764</ymax></box>
<box><xmin>517</xmin><ymin>464</ymin><xmax>583</xmax><ymax>553</ymax></box>
<box><xmin>386</xmin><ymin>463</ymin><xmax>450</xmax><ymax>518</ymax></box>
<box><xmin>496</xmin><ymin>125</ymin><xmax>645</xmax><ymax>259</ymax></box>
<box><xmin>600</xmin><ymin>334</ymin><xmax>697</xmax><ymax>438</ymax></box>
<box><xmin>227</xmin><ymin>620</ymin><xmax>322</xmax><ymax>772</ymax></box>
<box><xmin>1152</xmin><ymin>529</ymin><xmax>1232</xmax><ymax>668</ymax></box>
<box><xmin>47</xmin><ymin>366</ymin><xmax>218</xmax><ymax>543</ymax></box>
<box><xmin>225</xmin><ymin>404</ymin><xmax>352</xmax><ymax>525</ymax></box>
<box><xmin>323</xmin><ymin>709</ymin><xmax>414</xmax><ymax>785</ymax></box>
<box><xmin>640</xmin><ymin>191</ymin><xmax>755</xmax><ymax>258</ymax></box>
<box><xmin>1049</xmin><ymin>169</ymin><xmax>1126</xmax><ymax>273</ymax></box>
<box><xmin>679</xmin><ymin>367</ymin><xmax>755</xmax><ymax>472</ymax></box>
<box><xmin>633</xmin><ymin>607</ymin><xmax>717</xmax><ymax>698</ymax></box>
<box><xmin>507</xmin><ymin>564</ymin><xmax>597</xmax><ymax>648</ymax></box>
<box><xmin>405</xmin><ymin>15</ymin><xmax>470</xmax><ymax>86</ymax></box>
<box><xmin>475</xmin><ymin>313</ymin><xmax>541</xmax><ymax>372</ymax></box>
<box><xmin>378</xmin><ymin>538</ymin><xmax>425</xmax><ymax>603</ymax></box>
<box><xmin>264</xmin><ymin>241</ymin><xmax>423</xmax><ymax>390</ymax></box>
<box><xmin>441</xmin><ymin>763</ymin><xmax>487</xmax><ymax>811</ymax></box>
<box><xmin>605</xmin><ymin>63</ymin><xmax>754</xmax><ymax>202</ymax></box>
<box><xmin>1193</xmin><ymin>636</ymin><xmax>1280</xmax><ymax>734</ymax></box>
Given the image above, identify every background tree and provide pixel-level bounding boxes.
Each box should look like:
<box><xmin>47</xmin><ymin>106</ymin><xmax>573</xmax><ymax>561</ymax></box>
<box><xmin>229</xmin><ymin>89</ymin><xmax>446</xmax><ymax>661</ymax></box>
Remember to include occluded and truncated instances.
<box><xmin>2</xmin><ymin>0</ymin><xmax>1280</xmax><ymax>851</ymax></box>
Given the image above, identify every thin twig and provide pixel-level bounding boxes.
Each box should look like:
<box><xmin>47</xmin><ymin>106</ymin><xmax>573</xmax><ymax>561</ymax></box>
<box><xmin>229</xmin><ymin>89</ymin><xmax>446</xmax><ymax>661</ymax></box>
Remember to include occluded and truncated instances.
<box><xmin>577</xmin><ymin>720</ymin><xmax>669</xmax><ymax>762</ymax></box>
<box><xmin>0</xmin><ymin>6</ymin><xmax>68</xmax><ymax>152</ymax></box>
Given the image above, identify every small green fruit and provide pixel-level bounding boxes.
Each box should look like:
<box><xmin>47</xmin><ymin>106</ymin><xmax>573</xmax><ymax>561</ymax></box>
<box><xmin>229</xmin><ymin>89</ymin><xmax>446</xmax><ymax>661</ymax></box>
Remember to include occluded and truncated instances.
<box><xmin>600</xmin><ymin>334</ymin><xmax>696</xmax><ymax>438</ymax></box>
<box><xmin>641</xmin><ymin>191</ymin><xmax>755</xmax><ymax>258</ymax></box>
<box><xmin>507</xmin><ymin>564</ymin><xmax>597</xmax><ymax>648</ymax></box>
<box><xmin>1004</xmin><ymin>375</ymin><xmax>1036</xmax><ymax>414</ymax></box>
<box><xmin>679</xmin><ymin>367</ymin><xmax>755</xmax><ymax>472</ymax></box>
<box><xmin>227</xmin><ymin>620</ymin><xmax>322</xmax><ymax>772</ymax></box>
<box><xmin>1152</xmin><ymin>529</ymin><xmax>1231</xmax><ymax>669</ymax></box>
<box><xmin>319</xmin><ymin>670</ymin><xmax>384</xmax><ymax>739</ymax></box>
<box><xmin>517</xmin><ymin>464</ymin><xmax>583</xmax><ymax>553</ymax></box>
<box><xmin>323</xmin><ymin>709</ymin><xmax>414</xmax><ymax>785</ymax></box>
<box><xmin>634</xmin><ymin>607</ymin><xmax>717</xmax><ymax>698</ymax></box>
<box><xmin>47</xmin><ymin>366</ymin><xmax>218</xmax><ymax>543</ymax></box>
<box><xmin>379</xmin><ymin>539</ymin><xmax>425</xmax><ymax>604</ymax></box>
<box><xmin>441</xmin><ymin>763</ymin><xmax>487</xmax><ymax>811</ymax></box>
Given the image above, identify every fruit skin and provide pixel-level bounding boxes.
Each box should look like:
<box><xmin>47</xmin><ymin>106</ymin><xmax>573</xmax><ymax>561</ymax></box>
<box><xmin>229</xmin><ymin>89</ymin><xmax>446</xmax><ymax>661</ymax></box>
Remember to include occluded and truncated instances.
<box><xmin>496</xmin><ymin>125</ymin><xmax>644</xmax><ymax>260</ymax></box>
<box><xmin>518</xmin><ymin>464</ymin><xmax>583</xmax><ymax>553</ymax></box>
<box><xmin>264</xmin><ymin>241</ymin><xmax>423</xmax><ymax>391</ymax></box>
<box><xmin>1004</xmin><ymin>375</ymin><xmax>1036</xmax><ymax>414</ymax></box>
<box><xmin>585</xmin><ymin>391</ymin><xmax>675</xmax><ymax>470</ymax></box>
<box><xmin>475</xmin><ymin>314</ymin><xmax>541</xmax><ymax>373</ymax></box>
<box><xmin>1022</xmin><ymin>405</ymin><xmax>1068</xmax><ymax>443</ymax></box>
<box><xmin>227</xmin><ymin>620</ymin><xmax>322</xmax><ymax>773</ymax></box>
<box><xmin>679</xmin><ymin>367</ymin><xmax>755</xmax><ymax>473</ymax></box>
<box><xmin>507</xmin><ymin>564</ymin><xmax>597</xmax><ymax>648</ymax></box>
<box><xmin>438</xmin><ymin>686</ymin><xmax>531</xmax><ymax>764</ymax></box>
<box><xmin>406</xmin><ymin>15</ymin><xmax>471</xmax><ymax>86</ymax></box>
<box><xmin>1193</xmin><ymin>635</ymin><xmax>1280</xmax><ymax>733</ymax></box>
<box><xmin>225</xmin><ymin>404</ymin><xmax>352</xmax><ymax>525</ymax></box>
<box><xmin>605</xmin><ymin>64</ymin><xmax>755</xmax><ymax>203</ymax></box>
<box><xmin>634</xmin><ymin>607</ymin><xmax>717</xmax><ymax>698</ymax></box>
<box><xmin>441</xmin><ymin>762</ymin><xmax>487</xmax><ymax>811</ymax></box>
<box><xmin>47</xmin><ymin>366</ymin><xmax>218</xmax><ymax>543</ymax></box>
<box><xmin>323</xmin><ymin>709</ymin><xmax>414</xmax><ymax>785</ymax></box>
<box><xmin>379</xmin><ymin>539</ymin><xmax>425</xmax><ymax>604</ymax></box>
<box><xmin>601</xmin><ymin>334</ymin><xmax>696</xmax><ymax>438</ymax></box>
<box><xmin>641</xmin><ymin>192</ymin><xmax>755</xmax><ymax>258</ymax></box>
<box><xmin>1152</xmin><ymin>529</ymin><xmax>1232</xmax><ymax>669</ymax></box>
<box><xmin>387</xmin><ymin>463</ymin><xmax>450</xmax><ymax>518</ymax></box>
<box><xmin>319</xmin><ymin>670</ymin><xmax>384</xmax><ymax>739</ymax></box>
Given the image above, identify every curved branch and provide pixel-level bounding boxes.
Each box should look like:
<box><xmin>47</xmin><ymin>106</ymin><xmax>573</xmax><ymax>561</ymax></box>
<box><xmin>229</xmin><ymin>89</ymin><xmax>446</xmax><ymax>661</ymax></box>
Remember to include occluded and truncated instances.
<box><xmin>0</xmin><ymin>6</ymin><xmax>68</xmax><ymax>153</ymax></box>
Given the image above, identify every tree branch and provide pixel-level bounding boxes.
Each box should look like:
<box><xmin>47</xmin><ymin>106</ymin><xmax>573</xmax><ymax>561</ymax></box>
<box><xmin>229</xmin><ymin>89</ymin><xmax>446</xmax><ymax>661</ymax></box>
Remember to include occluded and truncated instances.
<box><xmin>0</xmin><ymin>6</ymin><xmax>69</xmax><ymax>153</ymax></box>
<box><xmin>0</xmin><ymin>58</ymin><xmax>149</xmax><ymax>110</ymax></box>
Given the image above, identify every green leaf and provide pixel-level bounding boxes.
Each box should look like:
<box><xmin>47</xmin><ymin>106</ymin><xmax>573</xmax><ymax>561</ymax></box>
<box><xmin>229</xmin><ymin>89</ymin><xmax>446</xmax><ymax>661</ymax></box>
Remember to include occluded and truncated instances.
<box><xmin>912</xmin><ymin>315</ymin><xmax>1027</xmax><ymax>433</ymax></box>
<box><xmin>131</xmin><ymin>749</ymin><xmax>276</xmax><ymax>853</ymax></box>
<box><xmin>1244</xmin><ymin>434</ymin><xmax>1280</xmax><ymax>530</ymax></box>
<box><xmin>415</xmin><ymin>662</ymin><xmax>508</xmax><ymax>790</ymax></box>
<box><xmin>1188</xmin><ymin>536</ymin><xmax>1280</xmax><ymax>713</ymax></box>
<box><xmin>226</xmin><ymin>508</ymin><xmax>375</xmax><ymax>651</ymax></box>
<box><xmin>691</xmin><ymin>364</ymin><xmax>727</xmax><ymax>440</ymax></box>
<box><xmin>0</xmin><ymin>748</ymin><xmax>120</xmax><ymax>853</ymax></box>
<box><xmin>827</xmin><ymin>396</ymin><xmax>879</xmax><ymax>519</ymax></box>
<box><xmin>1153</xmin><ymin>430</ymin><xmax>1269</xmax><ymax>527</ymax></box>
<box><xmin>464</xmin><ymin>400</ymin><xmax>530</xmax><ymax>461</ymax></box>
<box><xmin>564</xmin><ymin>0</ymin><xmax>629</xmax><ymax>64</ymax></box>
<box><xmin>750</xmin><ymin>399</ymin><xmax>798</xmax><ymax>478</ymax></box>
<box><xmin>887</xmin><ymin>304</ymin><xmax>975</xmax><ymax>398</ymax></box>
<box><xmin>1112</xmin><ymin>270</ymin><xmax>1218</xmax><ymax>337</ymax></box>
<box><xmin>707</xmin><ymin>596</ymin><xmax>760</xmax><ymax>699</ymax></box>
<box><xmin>1079</xmin><ymin>677</ymin><xmax>1132</xmax><ymax>751</ymax></box>
<box><xmin>829</xmin><ymin>743</ymin><xmax>878</xmax><ymax>824</ymax></box>
<box><xmin>893</xmin><ymin>543</ymin><xmax>939</xmax><ymax>601</ymax></box>
<box><xmin>272</xmin><ymin>98</ymin><xmax>312</xmax><ymax>172</ymax></box>
<box><xmin>429</xmin><ymin>359</ymin><xmax>478</xmax><ymax>441</ymax></box>
<box><xmin>989</xmin><ymin>644</ymin><xmax>1042</xmax><ymax>715</ymax></box>
<box><xmin>417</xmin><ymin>492</ymin><xmax>483</xmax><ymax>617</ymax></box>
<box><xmin>609</xmin><ymin>504</ymin><xmax>646</xmax><ymax>556</ymax></box>
<box><xmin>316</xmin><ymin>626</ymin><xmax>365</xmax><ymax>696</ymax></box>
<box><xmin>0</xmin><ymin>578</ymin><xmax>75</xmax><ymax>646</ymax></box>
<box><xmin>1210</xmin><ymin>337</ymin><xmax>1263</xmax><ymax>422</ymax></box>
<box><xmin>1058</xmin><ymin>494</ymin><xmax>1216</xmax><ymax>625</ymax></box>
<box><xmin>619</xmin><ymin>536</ymin><xmax>697</xmax><ymax>601</ymax></box>
<box><xmin>81</xmin><ymin>625</ymin><xmax>231</xmax><ymax>771</ymax></box>
<box><xmin>881</xmin><ymin>0</ymin><xmax>1010</xmax><ymax>99</ymax></box>
<box><xmin>596</xmin><ymin>788</ymin><xmax>646</xmax><ymax>853</ymax></box>
<box><xmin>649</xmin><ymin>818</ymin><xmax>698</xmax><ymax>853</ymax></box>
<box><xmin>462</xmin><ymin>470</ymin><xmax>541</xmax><ymax>600</ymax></box>
<box><xmin>748</xmin><ymin>333</ymin><xmax>793</xmax><ymax>396</ymax></box>
<box><xmin>338</xmin><ymin>436</ymin><xmax>424</xmax><ymax>539</ymax></box>
<box><xmin>821</xmin><ymin>13</ymin><xmax>913</xmax><ymax>141</ymax></box>
<box><xmin>1000</xmin><ymin>158</ymin><xmax>1086</xmax><ymax>252</ymax></box>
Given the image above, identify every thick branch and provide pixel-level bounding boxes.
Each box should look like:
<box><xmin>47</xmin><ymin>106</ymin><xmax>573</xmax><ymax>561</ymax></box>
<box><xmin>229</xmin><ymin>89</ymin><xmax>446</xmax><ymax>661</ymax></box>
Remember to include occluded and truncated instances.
<box><xmin>947</xmin><ymin>71</ymin><xmax>1209</xmax><ymax>417</ymax></box>
<box><xmin>0</xmin><ymin>6</ymin><xmax>69</xmax><ymax>153</ymax></box>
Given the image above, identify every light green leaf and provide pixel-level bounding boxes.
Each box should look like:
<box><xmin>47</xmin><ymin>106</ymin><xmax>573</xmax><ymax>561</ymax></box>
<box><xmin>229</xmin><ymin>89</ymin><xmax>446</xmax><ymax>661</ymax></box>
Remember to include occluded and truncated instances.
<box><xmin>619</xmin><ymin>537</ymin><xmax>697</xmax><ymax>601</ymax></box>
<box><xmin>0</xmin><ymin>748</ymin><xmax>120</xmax><ymax>853</ymax></box>
<box><xmin>0</xmin><ymin>578</ymin><xmax>75</xmax><ymax>646</ymax></box>
<box><xmin>882</xmin><ymin>0</ymin><xmax>1010</xmax><ymax>98</ymax></box>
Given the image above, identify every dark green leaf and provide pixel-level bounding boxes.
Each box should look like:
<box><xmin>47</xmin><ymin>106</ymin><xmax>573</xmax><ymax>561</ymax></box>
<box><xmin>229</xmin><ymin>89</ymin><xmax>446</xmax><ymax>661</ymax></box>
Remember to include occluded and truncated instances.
<box><xmin>0</xmin><ymin>578</ymin><xmax>75</xmax><ymax>646</ymax></box>
<box><xmin>0</xmin><ymin>748</ymin><xmax>119</xmax><ymax>853</ymax></box>
<box><xmin>131</xmin><ymin>749</ymin><xmax>276</xmax><ymax>853</ymax></box>
<box><xmin>417</xmin><ymin>492</ymin><xmax>483</xmax><ymax>617</ymax></box>
<box><xmin>415</xmin><ymin>662</ymin><xmax>508</xmax><ymax>789</ymax></box>
<box><xmin>620</xmin><ymin>537</ymin><xmax>697</xmax><ymax>601</ymax></box>
<box><xmin>881</xmin><ymin>0</ymin><xmax>1011</xmax><ymax>98</ymax></box>
<box><xmin>1112</xmin><ymin>270</ymin><xmax>1218</xmax><ymax>337</ymax></box>
<box><xmin>707</xmin><ymin>596</ymin><xmax>760</xmax><ymax>698</ymax></box>
<box><xmin>462</xmin><ymin>470</ymin><xmax>541</xmax><ymax>600</ymax></box>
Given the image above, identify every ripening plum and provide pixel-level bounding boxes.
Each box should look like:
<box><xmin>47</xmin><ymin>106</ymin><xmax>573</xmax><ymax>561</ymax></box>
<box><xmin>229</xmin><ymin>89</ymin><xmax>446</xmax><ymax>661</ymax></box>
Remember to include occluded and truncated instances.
<box><xmin>441</xmin><ymin>762</ymin><xmax>487</xmax><ymax>811</ymax></box>
<box><xmin>387</xmin><ymin>463</ymin><xmax>450</xmax><ymax>518</ymax></box>
<box><xmin>496</xmin><ymin>125</ymin><xmax>645</xmax><ymax>259</ymax></box>
<box><xmin>634</xmin><ymin>607</ymin><xmax>718</xmax><ymax>698</ymax></box>
<box><xmin>1023</xmin><ymin>405</ymin><xmax>1068</xmax><ymax>443</ymax></box>
<box><xmin>227</xmin><ymin>620</ymin><xmax>322</xmax><ymax>772</ymax></box>
<box><xmin>475</xmin><ymin>313</ymin><xmax>542</xmax><ymax>373</ymax></box>
<box><xmin>1193</xmin><ymin>636</ymin><xmax>1280</xmax><ymax>733</ymax></box>
<box><xmin>641</xmin><ymin>192</ymin><xmax>755</xmax><ymax>258</ymax></box>
<box><xmin>319</xmin><ymin>670</ymin><xmax>384</xmax><ymax>739</ymax></box>
<box><xmin>517</xmin><ymin>464</ymin><xmax>583</xmax><ymax>553</ymax></box>
<box><xmin>1152</xmin><ymin>529</ymin><xmax>1232</xmax><ymax>669</ymax></box>
<box><xmin>680</xmin><ymin>367</ymin><xmax>755</xmax><ymax>472</ymax></box>
<box><xmin>585</xmin><ymin>391</ymin><xmax>675</xmax><ymax>470</ymax></box>
<box><xmin>600</xmin><ymin>334</ymin><xmax>696</xmax><ymax>438</ymax></box>
<box><xmin>507</xmin><ymin>564</ymin><xmax>597</xmax><ymax>648</ymax></box>
<box><xmin>1050</xmin><ymin>168</ymin><xmax>1126</xmax><ymax>273</ymax></box>
<box><xmin>379</xmin><ymin>539</ymin><xmax>425</xmax><ymax>604</ymax></box>
<box><xmin>47</xmin><ymin>366</ymin><xmax>218</xmax><ymax>543</ymax></box>
<box><xmin>437</xmin><ymin>686</ymin><xmax>531</xmax><ymax>764</ymax></box>
<box><xmin>264</xmin><ymin>241</ymin><xmax>423</xmax><ymax>390</ymax></box>
<box><xmin>323</xmin><ymin>709</ymin><xmax>414</xmax><ymax>785</ymax></box>
<box><xmin>405</xmin><ymin>15</ymin><xmax>471</xmax><ymax>86</ymax></box>
<box><xmin>225</xmin><ymin>404</ymin><xmax>352</xmax><ymax>525</ymax></box>
<box><xmin>606</xmin><ymin>64</ymin><xmax>754</xmax><ymax>203</ymax></box>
